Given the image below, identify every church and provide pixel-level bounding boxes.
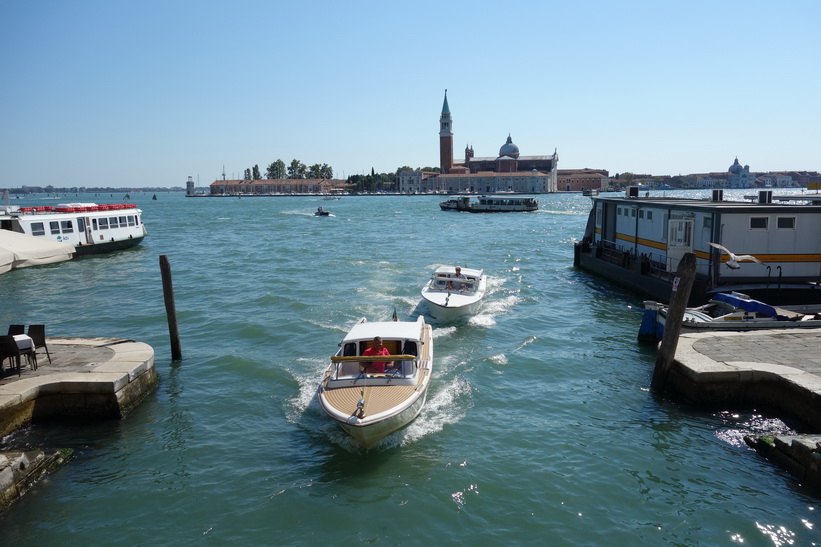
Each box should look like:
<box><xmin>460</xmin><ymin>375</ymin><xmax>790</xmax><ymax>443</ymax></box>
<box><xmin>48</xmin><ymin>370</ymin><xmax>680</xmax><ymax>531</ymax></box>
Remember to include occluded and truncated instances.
<box><xmin>398</xmin><ymin>91</ymin><xmax>558</xmax><ymax>194</ymax></box>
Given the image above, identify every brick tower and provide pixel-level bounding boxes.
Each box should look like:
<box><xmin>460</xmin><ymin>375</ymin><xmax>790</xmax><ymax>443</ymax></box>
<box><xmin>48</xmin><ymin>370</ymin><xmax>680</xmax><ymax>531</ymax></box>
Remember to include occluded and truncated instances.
<box><xmin>439</xmin><ymin>90</ymin><xmax>453</xmax><ymax>174</ymax></box>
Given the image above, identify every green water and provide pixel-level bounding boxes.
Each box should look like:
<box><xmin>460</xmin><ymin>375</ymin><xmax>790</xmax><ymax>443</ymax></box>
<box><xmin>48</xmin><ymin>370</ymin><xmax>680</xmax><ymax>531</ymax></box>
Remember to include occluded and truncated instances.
<box><xmin>0</xmin><ymin>191</ymin><xmax>816</xmax><ymax>545</ymax></box>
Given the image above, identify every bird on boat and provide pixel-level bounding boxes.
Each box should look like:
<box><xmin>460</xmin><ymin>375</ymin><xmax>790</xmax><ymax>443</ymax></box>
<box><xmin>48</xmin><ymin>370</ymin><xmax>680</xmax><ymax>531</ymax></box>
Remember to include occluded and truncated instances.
<box><xmin>707</xmin><ymin>242</ymin><xmax>763</xmax><ymax>269</ymax></box>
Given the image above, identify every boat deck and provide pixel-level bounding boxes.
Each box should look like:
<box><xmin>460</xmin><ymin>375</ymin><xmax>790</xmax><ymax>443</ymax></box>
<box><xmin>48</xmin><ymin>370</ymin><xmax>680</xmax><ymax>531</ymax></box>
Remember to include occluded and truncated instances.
<box><xmin>322</xmin><ymin>370</ymin><xmax>428</xmax><ymax>417</ymax></box>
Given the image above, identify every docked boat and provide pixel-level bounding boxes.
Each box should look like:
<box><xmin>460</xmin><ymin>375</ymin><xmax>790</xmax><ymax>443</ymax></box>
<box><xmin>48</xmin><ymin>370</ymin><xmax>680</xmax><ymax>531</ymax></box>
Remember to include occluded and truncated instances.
<box><xmin>0</xmin><ymin>203</ymin><xmax>147</xmax><ymax>255</ymax></box>
<box><xmin>439</xmin><ymin>195</ymin><xmax>538</xmax><ymax>213</ymax></box>
<box><xmin>420</xmin><ymin>266</ymin><xmax>487</xmax><ymax>321</ymax></box>
<box><xmin>637</xmin><ymin>291</ymin><xmax>821</xmax><ymax>343</ymax></box>
<box><xmin>317</xmin><ymin>315</ymin><xmax>433</xmax><ymax>448</ymax></box>
<box><xmin>574</xmin><ymin>188</ymin><xmax>821</xmax><ymax>305</ymax></box>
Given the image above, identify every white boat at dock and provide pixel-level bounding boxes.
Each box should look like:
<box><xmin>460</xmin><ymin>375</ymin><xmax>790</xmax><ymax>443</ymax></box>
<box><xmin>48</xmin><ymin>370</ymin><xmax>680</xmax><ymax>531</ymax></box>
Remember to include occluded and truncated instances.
<box><xmin>317</xmin><ymin>315</ymin><xmax>433</xmax><ymax>448</ymax></box>
<box><xmin>637</xmin><ymin>291</ymin><xmax>821</xmax><ymax>343</ymax></box>
<box><xmin>439</xmin><ymin>195</ymin><xmax>538</xmax><ymax>213</ymax></box>
<box><xmin>0</xmin><ymin>203</ymin><xmax>147</xmax><ymax>255</ymax></box>
<box><xmin>420</xmin><ymin>266</ymin><xmax>487</xmax><ymax>321</ymax></box>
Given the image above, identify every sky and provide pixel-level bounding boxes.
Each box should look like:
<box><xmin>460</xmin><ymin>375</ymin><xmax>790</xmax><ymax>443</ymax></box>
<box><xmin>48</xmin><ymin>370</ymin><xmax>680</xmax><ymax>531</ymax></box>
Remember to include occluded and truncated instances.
<box><xmin>1</xmin><ymin>0</ymin><xmax>819</xmax><ymax>189</ymax></box>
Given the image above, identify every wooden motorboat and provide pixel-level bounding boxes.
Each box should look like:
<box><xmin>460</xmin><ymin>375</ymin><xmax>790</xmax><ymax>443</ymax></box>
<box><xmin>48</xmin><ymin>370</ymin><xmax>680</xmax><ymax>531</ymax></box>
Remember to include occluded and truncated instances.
<box><xmin>638</xmin><ymin>291</ymin><xmax>821</xmax><ymax>342</ymax></box>
<box><xmin>421</xmin><ymin>266</ymin><xmax>487</xmax><ymax>321</ymax></box>
<box><xmin>317</xmin><ymin>315</ymin><xmax>433</xmax><ymax>448</ymax></box>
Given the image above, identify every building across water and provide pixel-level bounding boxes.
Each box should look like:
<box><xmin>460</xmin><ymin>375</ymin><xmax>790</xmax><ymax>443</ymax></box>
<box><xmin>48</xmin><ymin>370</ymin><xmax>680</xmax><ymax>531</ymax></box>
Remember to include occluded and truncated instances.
<box><xmin>398</xmin><ymin>91</ymin><xmax>559</xmax><ymax>194</ymax></box>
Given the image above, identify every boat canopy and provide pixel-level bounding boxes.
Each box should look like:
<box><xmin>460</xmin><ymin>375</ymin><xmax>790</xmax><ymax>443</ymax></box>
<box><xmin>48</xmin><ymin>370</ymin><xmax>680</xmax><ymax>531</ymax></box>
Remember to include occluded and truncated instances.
<box><xmin>712</xmin><ymin>292</ymin><xmax>792</xmax><ymax>320</ymax></box>
<box><xmin>0</xmin><ymin>230</ymin><xmax>75</xmax><ymax>273</ymax></box>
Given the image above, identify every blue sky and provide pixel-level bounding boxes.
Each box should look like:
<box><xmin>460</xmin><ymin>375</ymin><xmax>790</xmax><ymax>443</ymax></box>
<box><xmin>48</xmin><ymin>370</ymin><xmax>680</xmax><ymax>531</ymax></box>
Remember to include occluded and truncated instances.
<box><xmin>2</xmin><ymin>0</ymin><xmax>819</xmax><ymax>188</ymax></box>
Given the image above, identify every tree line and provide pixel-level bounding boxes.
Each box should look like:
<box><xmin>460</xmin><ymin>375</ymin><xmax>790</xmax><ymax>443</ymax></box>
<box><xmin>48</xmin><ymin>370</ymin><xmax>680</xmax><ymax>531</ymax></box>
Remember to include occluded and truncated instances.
<box><xmin>242</xmin><ymin>160</ymin><xmax>334</xmax><ymax>181</ymax></box>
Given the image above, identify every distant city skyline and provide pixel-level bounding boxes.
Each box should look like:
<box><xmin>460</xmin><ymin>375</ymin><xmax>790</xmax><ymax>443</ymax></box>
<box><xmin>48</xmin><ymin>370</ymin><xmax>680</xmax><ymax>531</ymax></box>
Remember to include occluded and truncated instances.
<box><xmin>1</xmin><ymin>1</ymin><xmax>819</xmax><ymax>189</ymax></box>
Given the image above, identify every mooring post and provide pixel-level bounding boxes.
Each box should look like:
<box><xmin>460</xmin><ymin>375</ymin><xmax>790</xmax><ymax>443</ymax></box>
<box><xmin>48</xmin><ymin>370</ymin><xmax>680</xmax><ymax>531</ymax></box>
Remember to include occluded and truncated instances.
<box><xmin>159</xmin><ymin>254</ymin><xmax>182</xmax><ymax>362</ymax></box>
<box><xmin>650</xmin><ymin>252</ymin><xmax>696</xmax><ymax>393</ymax></box>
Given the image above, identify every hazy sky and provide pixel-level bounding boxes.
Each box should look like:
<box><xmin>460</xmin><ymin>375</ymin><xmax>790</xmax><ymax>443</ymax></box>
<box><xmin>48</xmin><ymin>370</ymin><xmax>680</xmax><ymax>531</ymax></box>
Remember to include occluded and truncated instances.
<box><xmin>2</xmin><ymin>0</ymin><xmax>819</xmax><ymax>188</ymax></box>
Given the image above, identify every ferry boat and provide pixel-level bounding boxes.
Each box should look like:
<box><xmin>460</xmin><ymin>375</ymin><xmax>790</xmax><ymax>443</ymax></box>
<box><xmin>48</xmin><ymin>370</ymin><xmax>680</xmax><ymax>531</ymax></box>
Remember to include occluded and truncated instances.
<box><xmin>0</xmin><ymin>203</ymin><xmax>147</xmax><ymax>256</ymax></box>
<box><xmin>317</xmin><ymin>316</ymin><xmax>433</xmax><ymax>448</ymax></box>
<box><xmin>439</xmin><ymin>195</ymin><xmax>538</xmax><ymax>213</ymax></box>
<box><xmin>573</xmin><ymin>188</ymin><xmax>821</xmax><ymax>305</ymax></box>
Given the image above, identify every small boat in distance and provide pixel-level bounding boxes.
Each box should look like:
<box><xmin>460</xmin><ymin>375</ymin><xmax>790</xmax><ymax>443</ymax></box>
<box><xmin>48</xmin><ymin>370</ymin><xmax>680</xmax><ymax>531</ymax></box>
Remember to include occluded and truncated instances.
<box><xmin>0</xmin><ymin>203</ymin><xmax>147</xmax><ymax>255</ymax></box>
<box><xmin>315</xmin><ymin>207</ymin><xmax>330</xmax><ymax>216</ymax></box>
<box><xmin>637</xmin><ymin>291</ymin><xmax>821</xmax><ymax>343</ymax></box>
<box><xmin>439</xmin><ymin>195</ymin><xmax>538</xmax><ymax>213</ymax></box>
<box><xmin>421</xmin><ymin>265</ymin><xmax>487</xmax><ymax>321</ymax></box>
<box><xmin>317</xmin><ymin>315</ymin><xmax>433</xmax><ymax>448</ymax></box>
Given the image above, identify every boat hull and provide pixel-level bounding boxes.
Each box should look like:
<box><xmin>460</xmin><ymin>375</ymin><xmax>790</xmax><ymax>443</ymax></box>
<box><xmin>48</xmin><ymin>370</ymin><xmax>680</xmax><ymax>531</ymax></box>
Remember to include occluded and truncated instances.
<box><xmin>74</xmin><ymin>235</ymin><xmax>145</xmax><ymax>255</ymax></box>
<box><xmin>422</xmin><ymin>295</ymin><xmax>483</xmax><ymax>321</ymax></box>
<box><xmin>338</xmin><ymin>388</ymin><xmax>428</xmax><ymax>448</ymax></box>
<box><xmin>420</xmin><ymin>266</ymin><xmax>487</xmax><ymax>321</ymax></box>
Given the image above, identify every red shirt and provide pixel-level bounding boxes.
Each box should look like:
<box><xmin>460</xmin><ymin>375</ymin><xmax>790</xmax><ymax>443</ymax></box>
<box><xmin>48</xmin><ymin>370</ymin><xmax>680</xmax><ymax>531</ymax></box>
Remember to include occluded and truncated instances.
<box><xmin>362</xmin><ymin>345</ymin><xmax>390</xmax><ymax>373</ymax></box>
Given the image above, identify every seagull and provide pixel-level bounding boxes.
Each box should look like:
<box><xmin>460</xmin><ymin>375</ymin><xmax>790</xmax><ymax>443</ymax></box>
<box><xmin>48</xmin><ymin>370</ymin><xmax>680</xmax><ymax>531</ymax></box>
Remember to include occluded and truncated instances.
<box><xmin>707</xmin><ymin>242</ymin><xmax>763</xmax><ymax>270</ymax></box>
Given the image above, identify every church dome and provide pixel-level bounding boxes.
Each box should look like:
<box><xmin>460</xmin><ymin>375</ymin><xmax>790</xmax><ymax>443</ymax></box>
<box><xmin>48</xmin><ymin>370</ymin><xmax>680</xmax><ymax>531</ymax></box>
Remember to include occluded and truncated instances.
<box><xmin>728</xmin><ymin>157</ymin><xmax>743</xmax><ymax>174</ymax></box>
<box><xmin>499</xmin><ymin>135</ymin><xmax>520</xmax><ymax>158</ymax></box>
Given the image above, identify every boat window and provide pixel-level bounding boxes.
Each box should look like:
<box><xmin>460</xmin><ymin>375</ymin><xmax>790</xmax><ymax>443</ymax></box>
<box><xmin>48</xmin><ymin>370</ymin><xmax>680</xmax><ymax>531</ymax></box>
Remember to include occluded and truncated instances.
<box><xmin>50</xmin><ymin>221</ymin><xmax>60</xmax><ymax>235</ymax></box>
<box><xmin>31</xmin><ymin>222</ymin><xmax>45</xmax><ymax>236</ymax></box>
<box><xmin>119</xmin><ymin>216</ymin><xmax>127</xmax><ymax>226</ymax></box>
<box><xmin>99</xmin><ymin>218</ymin><xmax>108</xmax><ymax>229</ymax></box>
<box><xmin>127</xmin><ymin>215</ymin><xmax>135</xmax><ymax>226</ymax></box>
<box><xmin>631</xmin><ymin>208</ymin><xmax>636</xmax><ymax>218</ymax></box>
<box><xmin>617</xmin><ymin>207</ymin><xmax>622</xmax><ymax>216</ymax></box>
<box><xmin>639</xmin><ymin>210</ymin><xmax>644</xmax><ymax>219</ymax></box>
<box><xmin>109</xmin><ymin>217</ymin><xmax>119</xmax><ymax>228</ymax></box>
<box><xmin>777</xmin><ymin>216</ymin><xmax>795</xmax><ymax>230</ymax></box>
<box><xmin>647</xmin><ymin>211</ymin><xmax>653</xmax><ymax>220</ymax></box>
<box><xmin>92</xmin><ymin>219</ymin><xmax>98</xmax><ymax>230</ymax></box>
<box><xmin>60</xmin><ymin>220</ymin><xmax>73</xmax><ymax>233</ymax></box>
<box><xmin>703</xmin><ymin>217</ymin><xmax>712</xmax><ymax>229</ymax></box>
<box><xmin>750</xmin><ymin>217</ymin><xmax>768</xmax><ymax>230</ymax></box>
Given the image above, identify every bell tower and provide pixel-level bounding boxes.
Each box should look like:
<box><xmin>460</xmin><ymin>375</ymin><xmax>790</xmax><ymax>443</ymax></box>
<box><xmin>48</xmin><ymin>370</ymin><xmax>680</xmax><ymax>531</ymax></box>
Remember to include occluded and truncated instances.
<box><xmin>439</xmin><ymin>89</ymin><xmax>453</xmax><ymax>174</ymax></box>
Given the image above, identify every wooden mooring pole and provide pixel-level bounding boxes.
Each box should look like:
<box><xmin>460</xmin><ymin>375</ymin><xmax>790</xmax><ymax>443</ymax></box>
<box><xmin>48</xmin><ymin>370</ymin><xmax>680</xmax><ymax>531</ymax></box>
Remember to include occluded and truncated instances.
<box><xmin>650</xmin><ymin>252</ymin><xmax>696</xmax><ymax>393</ymax></box>
<box><xmin>159</xmin><ymin>254</ymin><xmax>182</xmax><ymax>362</ymax></box>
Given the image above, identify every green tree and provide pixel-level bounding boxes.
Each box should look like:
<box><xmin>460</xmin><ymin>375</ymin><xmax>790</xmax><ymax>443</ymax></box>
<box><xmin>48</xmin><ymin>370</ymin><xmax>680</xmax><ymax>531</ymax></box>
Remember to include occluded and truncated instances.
<box><xmin>252</xmin><ymin>164</ymin><xmax>261</xmax><ymax>180</ymax></box>
<box><xmin>320</xmin><ymin>163</ymin><xmax>333</xmax><ymax>179</ymax></box>
<box><xmin>307</xmin><ymin>164</ymin><xmax>322</xmax><ymax>179</ymax></box>
<box><xmin>243</xmin><ymin>168</ymin><xmax>252</xmax><ymax>180</ymax></box>
<box><xmin>287</xmin><ymin>159</ymin><xmax>306</xmax><ymax>179</ymax></box>
<box><xmin>266</xmin><ymin>159</ymin><xmax>286</xmax><ymax>179</ymax></box>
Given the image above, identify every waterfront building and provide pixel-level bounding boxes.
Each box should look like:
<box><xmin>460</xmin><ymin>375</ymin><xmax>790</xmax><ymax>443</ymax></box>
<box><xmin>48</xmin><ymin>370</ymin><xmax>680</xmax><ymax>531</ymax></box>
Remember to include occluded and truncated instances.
<box><xmin>209</xmin><ymin>178</ymin><xmax>349</xmax><ymax>195</ymax></box>
<box><xmin>557</xmin><ymin>169</ymin><xmax>610</xmax><ymax>192</ymax></box>
<box><xmin>398</xmin><ymin>91</ymin><xmax>559</xmax><ymax>194</ymax></box>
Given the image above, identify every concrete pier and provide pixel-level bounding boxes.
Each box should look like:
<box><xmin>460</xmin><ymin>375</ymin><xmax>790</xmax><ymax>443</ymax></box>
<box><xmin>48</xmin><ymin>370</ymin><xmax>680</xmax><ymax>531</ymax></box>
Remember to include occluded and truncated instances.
<box><xmin>0</xmin><ymin>337</ymin><xmax>156</xmax><ymax>511</ymax></box>
<box><xmin>0</xmin><ymin>337</ymin><xmax>157</xmax><ymax>436</ymax></box>
<box><xmin>667</xmin><ymin>328</ymin><xmax>821</xmax><ymax>488</ymax></box>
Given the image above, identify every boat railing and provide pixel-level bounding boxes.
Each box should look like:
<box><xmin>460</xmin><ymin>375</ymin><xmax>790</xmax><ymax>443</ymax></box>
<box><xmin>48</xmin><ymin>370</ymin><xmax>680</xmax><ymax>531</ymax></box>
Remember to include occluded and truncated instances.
<box><xmin>330</xmin><ymin>354</ymin><xmax>418</xmax><ymax>379</ymax></box>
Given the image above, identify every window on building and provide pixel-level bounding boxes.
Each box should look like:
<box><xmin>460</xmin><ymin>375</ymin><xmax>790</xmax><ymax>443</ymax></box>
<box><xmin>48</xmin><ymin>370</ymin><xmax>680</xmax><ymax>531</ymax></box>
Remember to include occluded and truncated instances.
<box><xmin>777</xmin><ymin>216</ymin><xmax>796</xmax><ymax>230</ymax></box>
<box><xmin>31</xmin><ymin>222</ymin><xmax>45</xmax><ymax>236</ymax></box>
<box><xmin>750</xmin><ymin>217</ymin><xmax>768</xmax><ymax>230</ymax></box>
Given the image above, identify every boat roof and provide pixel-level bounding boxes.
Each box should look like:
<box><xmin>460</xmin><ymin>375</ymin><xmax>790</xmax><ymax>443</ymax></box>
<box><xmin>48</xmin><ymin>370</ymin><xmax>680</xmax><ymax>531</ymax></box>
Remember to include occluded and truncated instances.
<box><xmin>432</xmin><ymin>265</ymin><xmax>483</xmax><ymax>277</ymax></box>
<box><xmin>590</xmin><ymin>193</ymin><xmax>821</xmax><ymax>211</ymax></box>
<box><xmin>341</xmin><ymin>317</ymin><xmax>426</xmax><ymax>343</ymax></box>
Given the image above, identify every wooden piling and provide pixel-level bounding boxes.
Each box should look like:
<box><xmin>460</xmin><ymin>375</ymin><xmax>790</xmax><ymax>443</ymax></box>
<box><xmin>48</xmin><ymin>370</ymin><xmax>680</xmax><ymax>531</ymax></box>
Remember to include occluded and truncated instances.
<box><xmin>650</xmin><ymin>252</ymin><xmax>696</xmax><ymax>393</ymax></box>
<box><xmin>159</xmin><ymin>254</ymin><xmax>182</xmax><ymax>362</ymax></box>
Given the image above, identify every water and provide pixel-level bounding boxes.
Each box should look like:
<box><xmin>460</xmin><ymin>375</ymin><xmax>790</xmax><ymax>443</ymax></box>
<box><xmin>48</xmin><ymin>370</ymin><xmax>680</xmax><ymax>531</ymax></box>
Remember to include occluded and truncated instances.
<box><xmin>0</xmin><ymin>191</ymin><xmax>817</xmax><ymax>545</ymax></box>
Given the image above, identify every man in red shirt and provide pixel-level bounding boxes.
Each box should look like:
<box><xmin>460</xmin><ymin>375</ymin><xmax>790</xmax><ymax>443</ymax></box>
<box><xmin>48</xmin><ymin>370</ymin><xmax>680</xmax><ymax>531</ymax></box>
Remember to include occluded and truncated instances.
<box><xmin>362</xmin><ymin>336</ymin><xmax>390</xmax><ymax>373</ymax></box>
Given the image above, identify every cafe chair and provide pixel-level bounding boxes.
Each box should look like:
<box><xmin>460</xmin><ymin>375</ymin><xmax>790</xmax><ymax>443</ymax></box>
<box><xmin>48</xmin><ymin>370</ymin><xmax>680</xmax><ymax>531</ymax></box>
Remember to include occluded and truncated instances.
<box><xmin>0</xmin><ymin>335</ymin><xmax>26</xmax><ymax>376</ymax></box>
<box><xmin>27</xmin><ymin>324</ymin><xmax>51</xmax><ymax>364</ymax></box>
<box><xmin>7</xmin><ymin>324</ymin><xmax>25</xmax><ymax>336</ymax></box>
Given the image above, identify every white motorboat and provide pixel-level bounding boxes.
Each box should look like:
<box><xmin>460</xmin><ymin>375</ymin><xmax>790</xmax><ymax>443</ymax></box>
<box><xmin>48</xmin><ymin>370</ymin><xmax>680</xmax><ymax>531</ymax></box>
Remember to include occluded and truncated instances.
<box><xmin>317</xmin><ymin>315</ymin><xmax>433</xmax><ymax>448</ymax></box>
<box><xmin>638</xmin><ymin>291</ymin><xmax>821</xmax><ymax>343</ymax></box>
<box><xmin>421</xmin><ymin>266</ymin><xmax>487</xmax><ymax>321</ymax></box>
<box><xmin>0</xmin><ymin>202</ymin><xmax>147</xmax><ymax>255</ymax></box>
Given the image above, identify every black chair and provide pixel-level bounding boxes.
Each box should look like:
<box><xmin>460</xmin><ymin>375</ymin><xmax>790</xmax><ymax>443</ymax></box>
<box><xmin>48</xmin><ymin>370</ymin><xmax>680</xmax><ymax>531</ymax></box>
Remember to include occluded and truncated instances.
<box><xmin>27</xmin><ymin>324</ymin><xmax>51</xmax><ymax>364</ymax></box>
<box><xmin>0</xmin><ymin>335</ymin><xmax>26</xmax><ymax>376</ymax></box>
<box><xmin>7</xmin><ymin>324</ymin><xmax>24</xmax><ymax>336</ymax></box>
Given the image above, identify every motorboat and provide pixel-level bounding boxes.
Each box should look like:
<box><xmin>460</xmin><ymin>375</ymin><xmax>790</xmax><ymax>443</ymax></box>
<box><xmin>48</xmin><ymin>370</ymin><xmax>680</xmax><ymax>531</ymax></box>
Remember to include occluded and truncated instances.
<box><xmin>638</xmin><ymin>291</ymin><xmax>821</xmax><ymax>343</ymax></box>
<box><xmin>0</xmin><ymin>202</ymin><xmax>147</xmax><ymax>255</ymax></box>
<box><xmin>439</xmin><ymin>195</ymin><xmax>538</xmax><ymax>212</ymax></box>
<box><xmin>420</xmin><ymin>266</ymin><xmax>487</xmax><ymax>321</ymax></box>
<box><xmin>314</xmin><ymin>207</ymin><xmax>330</xmax><ymax>216</ymax></box>
<box><xmin>317</xmin><ymin>315</ymin><xmax>433</xmax><ymax>448</ymax></box>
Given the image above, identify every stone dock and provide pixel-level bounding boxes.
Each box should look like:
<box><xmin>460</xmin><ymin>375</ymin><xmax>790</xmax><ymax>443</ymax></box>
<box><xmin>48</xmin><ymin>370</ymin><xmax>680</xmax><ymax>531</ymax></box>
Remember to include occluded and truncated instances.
<box><xmin>0</xmin><ymin>337</ymin><xmax>156</xmax><ymax>511</ymax></box>
<box><xmin>667</xmin><ymin>328</ymin><xmax>821</xmax><ymax>489</ymax></box>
